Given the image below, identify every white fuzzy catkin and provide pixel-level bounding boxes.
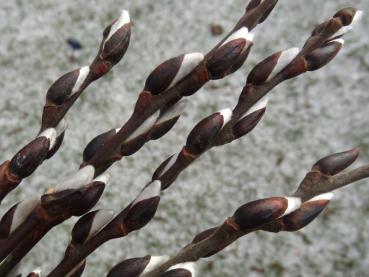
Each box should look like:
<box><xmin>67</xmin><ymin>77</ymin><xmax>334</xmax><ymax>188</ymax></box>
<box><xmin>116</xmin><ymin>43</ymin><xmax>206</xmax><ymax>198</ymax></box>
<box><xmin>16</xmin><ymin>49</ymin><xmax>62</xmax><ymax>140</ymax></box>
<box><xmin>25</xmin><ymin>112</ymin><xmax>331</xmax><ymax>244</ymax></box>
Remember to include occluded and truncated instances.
<box><xmin>142</xmin><ymin>256</ymin><xmax>169</xmax><ymax>274</ymax></box>
<box><xmin>167</xmin><ymin>53</ymin><xmax>204</xmax><ymax>89</ymax></box>
<box><xmin>280</xmin><ymin>197</ymin><xmax>302</xmax><ymax>217</ymax></box>
<box><xmin>10</xmin><ymin>197</ymin><xmax>39</xmax><ymax>234</ymax></box>
<box><xmin>267</xmin><ymin>47</ymin><xmax>300</xmax><ymax>81</ymax></box>
<box><xmin>55</xmin><ymin>165</ymin><xmax>95</xmax><ymax>191</ymax></box>
<box><xmin>71</xmin><ymin>66</ymin><xmax>90</xmax><ymax>95</ymax></box>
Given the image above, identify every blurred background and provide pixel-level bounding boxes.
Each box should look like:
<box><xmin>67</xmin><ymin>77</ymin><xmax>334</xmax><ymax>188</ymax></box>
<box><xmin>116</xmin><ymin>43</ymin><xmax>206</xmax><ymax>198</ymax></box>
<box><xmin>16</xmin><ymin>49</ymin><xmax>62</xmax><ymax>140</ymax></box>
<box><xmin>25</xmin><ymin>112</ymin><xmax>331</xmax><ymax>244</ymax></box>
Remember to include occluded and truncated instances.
<box><xmin>0</xmin><ymin>0</ymin><xmax>368</xmax><ymax>276</ymax></box>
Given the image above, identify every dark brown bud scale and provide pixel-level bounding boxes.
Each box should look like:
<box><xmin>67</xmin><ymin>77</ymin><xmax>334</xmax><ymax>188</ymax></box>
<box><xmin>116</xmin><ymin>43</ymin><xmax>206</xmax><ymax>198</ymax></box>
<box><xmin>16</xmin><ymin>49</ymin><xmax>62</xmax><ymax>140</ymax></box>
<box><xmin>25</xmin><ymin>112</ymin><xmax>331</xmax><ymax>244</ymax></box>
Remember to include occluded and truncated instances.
<box><xmin>0</xmin><ymin>203</ymin><xmax>17</xmax><ymax>239</ymax></box>
<box><xmin>120</xmin><ymin>133</ymin><xmax>149</xmax><ymax>156</ymax></box>
<box><xmin>145</xmin><ymin>54</ymin><xmax>185</xmax><ymax>95</ymax></box>
<box><xmin>233</xmin><ymin>197</ymin><xmax>288</xmax><ymax>230</ymax></box>
<box><xmin>71</xmin><ymin>210</ymin><xmax>97</xmax><ymax>244</ymax></box>
<box><xmin>186</xmin><ymin>113</ymin><xmax>224</xmax><ymax>155</ymax></box>
<box><xmin>83</xmin><ymin>129</ymin><xmax>117</xmax><ymax>163</ymax></box>
<box><xmin>334</xmin><ymin>7</ymin><xmax>356</xmax><ymax>26</ymax></box>
<box><xmin>206</xmin><ymin>39</ymin><xmax>246</xmax><ymax>80</ymax></box>
<box><xmin>161</xmin><ymin>269</ymin><xmax>192</xmax><ymax>277</ymax></box>
<box><xmin>247</xmin><ymin>52</ymin><xmax>280</xmax><ymax>85</ymax></box>
<box><xmin>280</xmin><ymin>56</ymin><xmax>307</xmax><ymax>80</ymax></box>
<box><xmin>107</xmin><ymin>256</ymin><xmax>151</xmax><ymax>277</ymax></box>
<box><xmin>306</xmin><ymin>41</ymin><xmax>342</xmax><ymax>71</ymax></box>
<box><xmin>179</xmin><ymin>65</ymin><xmax>209</xmax><ymax>96</ymax></box>
<box><xmin>46</xmin><ymin>69</ymin><xmax>79</xmax><ymax>105</ymax></box>
<box><xmin>233</xmin><ymin>108</ymin><xmax>265</xmax><ymax>139</ymax></box>
<box><xmin>282</xmin><ymin>199</ymin><xmax>330</xmax><ymax>232</ymax></box>
<box><xmin>101</xmin><ymin>25</ymin><xmax>131</xmax><ymax>66</ymax></box>
<box><xmin>9</xmin><ymin>137</ymin><xmax>50</xmax><ymax>179</ymax></box>
<box><xmin>123</xmin><ymin>196</ymin><xmax>160</xmax><ymax>232</ymax></box>
<box><xmin>312</xmin><ymin>147</ymin><xmax>360</xmax><ymax>176</ymax></box>
<box><xmin>150</xmin><ymin>116</ymin><xmax>180</xmax><ymax>140</ymax></box>
<box><xmin>227</xmin><ymin>44</ymin><xmax>252</xmax><ymax>75</ymax></box>
<box><xmin>26</xmin><ymin>273</ymin><xmax>40</xmax><ymax>277</ymax></box>
<box><xmin>246</xmin><ymin>0</ymin><xmax>262</xmax><ymax>12</ymax></box>
<box><xmin>41</xmin><ymin>182</ymin><xmax>105</xmax><ymax>218</ymax></box>
<box><xmin>192</xmin><ymin>227</ymin><xmax>217</xmax><ymax>244</ymax></box>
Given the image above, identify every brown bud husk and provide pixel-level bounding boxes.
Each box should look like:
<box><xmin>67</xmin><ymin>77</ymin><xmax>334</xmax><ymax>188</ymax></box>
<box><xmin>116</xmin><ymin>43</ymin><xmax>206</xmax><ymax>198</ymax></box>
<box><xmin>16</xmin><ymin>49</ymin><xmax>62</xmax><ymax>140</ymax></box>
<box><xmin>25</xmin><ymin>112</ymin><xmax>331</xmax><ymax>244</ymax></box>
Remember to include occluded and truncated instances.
<box><xmin>192</xmin><ymin>227</ymin><xmax>218</xmax><ymax>244</ymax></box>
<box><xmin>120</xmin><ymin>133</ymin><xmax>148</xmax><ymax>156</ymax></box>
<box><xmin>46</xmin><ymin>69</ymin><xmax>80</xmax><ymax>105</ymax></box>
<box><xmin>100</xmin><ymin>22</ymin><xmax>131</xmax><ymax>66</ymax></box>
<box><xmin>312</xmin><ymin>147</ymin><xmax>360</xmax><ymax>176</ymax></box>
<box><xmin>233</xmin><ymin>108</ymin><xmax>266</xmax><ymax>139</ymax></box>
<box><xmin>107</xmin><ymin>256</ymin><xmax>151</xmax><ymax>277</ymax></box>
<box><xmin>306</xmin><ymin>40</ymin><xmax>342</xmax><ymax>71</ymax></box>
<box><xmin>186</xmin><ymin>112</ymin><xmax>224</xmax><ymax>155</ymax></box>
<box><xmin>9</xmin><ymin>137</ymin><xmax>50</xmax><ymax>178</ymax></box>
<box><xmin>246</xmin><ymin>52</ymin><xmax>280</xmax><ymax>85</ymax></box>
<box><xmin>123</xmin><ymin>197</ymin><xmax>160</xmax><ymax>232</ymax></box>
<box><xmin>246</xmin><ymin>0</ymin><xmax>262</xmax><ymax>12</ymax></box>
<box><xmin>282</xmin><ymin>199</ymin><xmax>330</xmax><ymax>232</ymax></box>
<box><xmin>0</xmin><ymin>202</ymin><xmax>17</xmax><ymax>239</ymax></box>
<box><xmin>41</xmin><ymin>181</ymin><xmax>105</xmax><ymax>218</ymax></box>
<box><xmin>233</xmin><ymin>197</ymin><xmax>288</xmax><ymax>230</ymax></box>
<box><xmin>207</xmin><ymin>39</ymin><xmax>247</xmax><ymax>79</ymax></box>
<box><xmin>179</xmin><ymin>65</ymin><xmax>209</xmax><ymax>96</ymax></box>
<box><xmin>71</xmin><ymin>210</ymin><xmax>97</xmax><ymax>244</ymax></box>
<box><xmin>83</xmin><ymin>129</ymin><xmax>117</xmax><ymax>163</ymax></box>
<box><xmin>144</xmin><ymin>55</ymin><xmax>185</xmax><ymax>95</ymax></box>
<box><xmin>150</xmin><ymin>116</ymin><xmax>180</xmax><ymax>140</ymax></box>
<box><xmin>334</xmin><ymin>7</ymin><xmax>356</xmax><ymax>26</ymax></box>
<box><xmin>161</xmin><ymin>269</ymin><xmax>192</xmax><ymax>277</ymax></box>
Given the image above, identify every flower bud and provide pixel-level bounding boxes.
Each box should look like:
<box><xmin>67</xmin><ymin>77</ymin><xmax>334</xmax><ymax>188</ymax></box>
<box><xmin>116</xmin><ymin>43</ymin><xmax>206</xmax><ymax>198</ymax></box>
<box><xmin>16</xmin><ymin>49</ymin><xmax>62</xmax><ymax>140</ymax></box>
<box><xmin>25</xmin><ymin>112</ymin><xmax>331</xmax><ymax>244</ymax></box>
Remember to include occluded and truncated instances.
<box><xmin>186</xmin><ymin>109</ymin><xmax>231</xmax><ymax>155</ymax></box>
<box><xmin>123</xmin><ymin>180</ymin><xmax>161</xmax><ymax>232</ymax></box>
<box><xmin>163</xmin><ymin>263</ymin><xmax>196</xmax><ymax>277</ymax></box>
<box><xmin>83</xmin><ymin>129</ymin><xmax>117</xmax><ymax>163</ymax></box>
<box><xmin>233</xmin><ymin>96</ymin><xmax>268</xmax><ymax>139</ymax></box>
<box><xmin>149</xmin><ymin>99</ymin><xmax>188</xmax><ymax>140</ymax></box>
<box><xmin>152</xmin><ymin>153</ymin><xmax>180</xmax><ymax>180</ymax></box>
<box><xmin>72</xmin><ymin>209</ymin><xmax>115</xmax><ymax>244</ymax></box>
<box><xmin>282</xmin><ymin>192</ymin><xmax>333</xmax><ymax>232</ymax></box>
<box><xmin>107</xmin><ymin>256</ymin><xmax>151</xmax><ymax>277</ymax></box>
<box><xmin>207</xmin><ymin>27</ymin><xmax>253</xmax><ymax>79</ymax></box>
<box><xmin>100</xmin><ymin>10</ymin><xmax>131</xmax><ymax>65</ymax></box>
<box><xmin>306</xmin><ymin>39</ymin><xmax>343</xmax><ymax>71</ymax></box>
<box><xmin>46</xmin><ymin>66</ymin><xmax>90</xmax><ymax>105</ymax></box>
<box><xmin>9</xmin><ymin>129</ymin><xmax>56</xmax><ymax>178</ymax></box>
<box><xmin>52</xmin><ymin>165</ymin><xmax>96</xmax><ymax>192</ymax></box>
<box><xmin>329</xmin><ymin>8</ymin><xmax>362</xmax><ymax>39</ymax></box>
<box><xmin>233</xmin><ymin>197</ymin><xmax>301</xmax><ymax>230</ymax></box>
<box><xmin>312</xmin><ymin>147</ymin><xmax>360</xmax><ymax>176</ymax></box>
<box><xmin>0</xmin><ymin>197</ymin><xmax>39</xmax><ymax>239</ymax></box>
<box><xmin>145</xmin><ymin>53</ymin><xmax>204</xmax><ymax>95</ymax></box>
<box><xmin>41</xmin><ymin>180</ymin><xmax>105</xmax><ymax>217</ymax></box>
<box><xmin>246</xmin><ymin>0</ymin><xmax>262</xmax><ymax>12</ymax></box>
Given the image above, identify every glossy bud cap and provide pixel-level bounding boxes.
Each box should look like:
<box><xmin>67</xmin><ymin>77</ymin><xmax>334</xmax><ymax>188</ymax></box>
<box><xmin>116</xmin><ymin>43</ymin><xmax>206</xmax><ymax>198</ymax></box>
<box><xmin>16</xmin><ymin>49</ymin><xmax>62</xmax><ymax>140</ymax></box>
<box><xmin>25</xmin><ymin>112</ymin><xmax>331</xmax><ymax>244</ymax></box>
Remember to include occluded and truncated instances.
<box><xmin>83</xmin><ymin>129</ymin><xmax>117</xmax><ymax>163</ymax></box>
<box><xmin>233</xmin><ymin>197</ymin><xmax>301</xmax><ymax>230</ymax></box>
<box><xmin>107</xmin><ymin>256</ymin><xmax>151</xmax><ymax>277</ymax></box>
<box><xmin>123</xmin><ymin>180</ymin><xmax>161</xmax><ymax>232</ymax></box>
<box><xmin>145</xmin><ymin>53</ymin><xmax>204</xmax><ymax>95</ymax></box>
<box><xmin>312</xmin><ymin>147</ymin><xmax>360</xmax><ymax>175</ymax></box>
<box><xmin>163</xmin><ymin>262</ymin><xmax>196</xmax><ymax>277</ymax></box>
<box><xmin>72</xmin><ymin>209</ymin><xmax>115</xmax><ymax>244</ymax></box>
<box><xmin>306</xmin><ymin>39</ymin><xmax>343</xmax><ymax>71</ymax></box>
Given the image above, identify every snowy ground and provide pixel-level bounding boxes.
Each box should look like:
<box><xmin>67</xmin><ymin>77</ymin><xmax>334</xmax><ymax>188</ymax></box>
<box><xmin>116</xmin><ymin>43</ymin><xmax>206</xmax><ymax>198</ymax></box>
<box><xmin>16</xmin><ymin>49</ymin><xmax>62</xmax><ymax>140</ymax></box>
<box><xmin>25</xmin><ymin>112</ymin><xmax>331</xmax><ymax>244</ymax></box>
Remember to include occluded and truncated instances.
<box><xmin>0</xmin><ymin>0</ymin><xmax>368</xmax><ymax>276</ymax></box>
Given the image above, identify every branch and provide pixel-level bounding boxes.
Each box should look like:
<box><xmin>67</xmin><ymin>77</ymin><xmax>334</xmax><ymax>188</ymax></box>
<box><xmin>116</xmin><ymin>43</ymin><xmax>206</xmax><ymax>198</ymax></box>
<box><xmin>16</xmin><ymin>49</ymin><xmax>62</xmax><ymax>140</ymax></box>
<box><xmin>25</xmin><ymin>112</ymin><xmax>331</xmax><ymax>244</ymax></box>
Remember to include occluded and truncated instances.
<box><xmin>135</xmin><ymin>149</ymin><xmax>369</xmax><ymax>277</ymax></box>
<box><xmin>0</xmin><ymin>10</ymin><xmax>131</xmax><ymax>203</ymax></box>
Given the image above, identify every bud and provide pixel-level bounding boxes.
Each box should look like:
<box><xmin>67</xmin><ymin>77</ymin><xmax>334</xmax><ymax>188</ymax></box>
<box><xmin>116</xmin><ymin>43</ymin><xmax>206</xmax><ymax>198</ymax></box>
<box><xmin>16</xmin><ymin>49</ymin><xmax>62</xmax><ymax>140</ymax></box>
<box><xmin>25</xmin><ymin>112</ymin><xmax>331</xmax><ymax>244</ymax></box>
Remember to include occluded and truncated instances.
<box><xmin>233</xmin><ymin>197</ymin><xmax>301</xmax><ymax>230</ymax></box>
<box><xmin>9</xmin><ymin>129</ymin><xmax>56</xmax><ymax>178</ymax></box>
<box><xmin>163</xmin><ymin>263</ymin><xmax>196</xmax><ymax>277</ymax></box>
<box><xmin>145</xmin><ymin>53</ymin><xmax>204</xmax><ymax>95</ymax></box>
<box><xmin>41</xmin><ymin>180</ymin><xmax>106</xmax><ymax>217</ymax></box>
<box><xmin>46</xmin><ymin>66</ymin><xmax>90</xmax><ymax>105</ymax></box>
<box><xmin>124</xmin><ymin>111</ymin><xmax>160</xmax><ymax>143</ymax></box>
<box><xmin>100</xmin><ymin>10</ymin><xmax>131</xmax><ymax>65</ymax></box>
<box><xmin>306</xmin><ymin>39</ymin><xmax>343</xmax><ymax>71</ymax></box>
<box><xmin>83</xmin><ymin>129</ymin><xmax>117</xmax><ymax>162</ymax></box>
<box><xmin>282</xmin><ymin>192</ymin><xmax>333</xmax><ymax>232</ymax></box>
<box><xmin>26</xmin><ymin>268</ymin><xmax>41</xmax><ymax>277</ymax></box>
<box><xmin>72</xmin><ymin>209</ymin><xmax>115</xmax><ymax>244</ymax></box>
<box><xmin>107</xmin><ymin>256</ymin><xmax>151</xmax><ymax>277</ymax></box>
<box><xmin>191</xmin><ymin>227</ymin><xmax>217</xmax><ymax>244</ymax></box>
<box><xmin>152</xmin><ymin>152</ymin><xmax>180</xmax><ymax>179</ymax></box>
<box><xmin>186</xmin><ymin>110</ymin><xmax>230</xmax><ymax>155</ymax></box>
<box><xmin>312</xmin><ymin>147</ymin><xmax>360</xmax><ymax>176</ymax></box>
<box><xmin>0</xmin><ymin>197</ymin><xmax>39</xmax><ymax>238</ymax></box>
<box><xmin>207</xmin><ymin>27</ymin><xmax>254</xmax><ymax>79</ymax></box>
<box><xmin>246</xmin><ymin>0</ymin><xmax>262</xmax><ymax>12</ymax></box>
<box><xmin>329</xmin><ymin>8</ymin><xmax>363</xmax><ymax>39</ymax></box>
<box><xmin>123</xmin><ymin>180</ymin><xmax>161</xmax><ymax>232</ymax></box>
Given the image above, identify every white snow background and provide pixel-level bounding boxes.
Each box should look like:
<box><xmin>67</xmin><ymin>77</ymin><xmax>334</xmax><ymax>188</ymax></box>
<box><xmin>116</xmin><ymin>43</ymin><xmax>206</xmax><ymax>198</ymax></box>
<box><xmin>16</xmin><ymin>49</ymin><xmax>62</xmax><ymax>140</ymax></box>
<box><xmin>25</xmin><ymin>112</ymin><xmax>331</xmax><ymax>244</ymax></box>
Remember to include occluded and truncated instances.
<box><xmin>0</xmin><ymin>0</ymin><xmax>368</xmax><ymax>276</ymax></box>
